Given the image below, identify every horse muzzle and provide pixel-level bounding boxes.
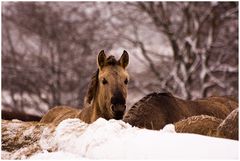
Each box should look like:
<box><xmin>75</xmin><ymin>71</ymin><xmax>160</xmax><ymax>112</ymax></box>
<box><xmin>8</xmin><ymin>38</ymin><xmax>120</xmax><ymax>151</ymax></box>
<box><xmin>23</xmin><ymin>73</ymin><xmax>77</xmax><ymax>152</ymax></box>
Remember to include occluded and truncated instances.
<box><xmin>111</xmin><ymin>104</ymin><xmax>126</xmax><ymax>120</ymax></box>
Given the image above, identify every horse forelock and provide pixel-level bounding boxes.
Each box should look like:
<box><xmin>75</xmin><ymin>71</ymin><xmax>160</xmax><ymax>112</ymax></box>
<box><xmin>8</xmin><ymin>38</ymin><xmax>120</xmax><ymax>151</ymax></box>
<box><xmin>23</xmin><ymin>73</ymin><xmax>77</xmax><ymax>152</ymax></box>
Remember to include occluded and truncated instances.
<box><xmin>105</xmin><ymin>55</ymin><xmax>118</xmax><ymax>66</ymax></box>
<box><xmin>85</xmin><ymin>69</ymin><xmax>99</xmax><ymax>104</ymax></box>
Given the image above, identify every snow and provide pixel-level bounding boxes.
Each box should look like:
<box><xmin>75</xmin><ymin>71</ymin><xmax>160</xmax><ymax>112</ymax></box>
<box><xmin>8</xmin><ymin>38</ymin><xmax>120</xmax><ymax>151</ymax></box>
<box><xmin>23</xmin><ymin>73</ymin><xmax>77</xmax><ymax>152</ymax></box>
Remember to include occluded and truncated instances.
<box><xmin>30</xmin><ymin>151</ymin><xmax>86</xmax><ymax>160</ymax></box>
<box><xmin>29</xmin><ymin>118</ymin><xmax>238</xmax><ymax>160</ymax></box>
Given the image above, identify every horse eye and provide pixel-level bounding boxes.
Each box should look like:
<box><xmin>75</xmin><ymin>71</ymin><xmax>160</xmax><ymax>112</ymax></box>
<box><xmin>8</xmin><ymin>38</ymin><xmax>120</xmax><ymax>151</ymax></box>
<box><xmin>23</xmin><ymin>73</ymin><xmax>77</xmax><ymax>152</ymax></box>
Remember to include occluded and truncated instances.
<box><xmin>102</xmin><ymin>78</ymin><xmax>108</xmax><ymax>85</ymax></box>
<box><xmin>124</xmin><ymin>79</ymin><xmax>128</xmax><ymax>85</ymax></box>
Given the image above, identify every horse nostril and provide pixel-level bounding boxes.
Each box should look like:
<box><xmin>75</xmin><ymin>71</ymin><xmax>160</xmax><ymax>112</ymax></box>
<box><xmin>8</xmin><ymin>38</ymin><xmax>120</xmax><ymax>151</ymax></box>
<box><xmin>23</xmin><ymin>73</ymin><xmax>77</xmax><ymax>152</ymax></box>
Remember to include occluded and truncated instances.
<box><xmin>111</xmin><ymin>104</ymin><xmax>126</xmax><ymax>120</ymax></box>
<box><xmin>111</xmin><ymin>104</ymin><xmax>126</xmax><ymax>113</ymax></box>
<box><xmin>111</xmin><ymin>96</ymin><xmax>126</xmax><ymax>106</ymax></box>
<box><xmin>111</xmin><ymin>104</ymin><xmax>114</xmax><ymax>112</ymax></box>
<box><xmin>122</xmin><ymin>105</ymin><xmax>126</xmax><ymax>111</ymax></box>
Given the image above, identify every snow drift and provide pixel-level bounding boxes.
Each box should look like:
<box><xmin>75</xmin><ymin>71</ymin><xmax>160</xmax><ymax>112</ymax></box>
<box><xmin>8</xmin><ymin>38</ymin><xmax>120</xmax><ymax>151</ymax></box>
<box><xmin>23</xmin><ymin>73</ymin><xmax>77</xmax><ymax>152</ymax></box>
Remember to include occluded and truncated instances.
<box><xmin>27</xmin><ymin>118</ymin><xmax>238</xmax><ymax>160</ymax></box>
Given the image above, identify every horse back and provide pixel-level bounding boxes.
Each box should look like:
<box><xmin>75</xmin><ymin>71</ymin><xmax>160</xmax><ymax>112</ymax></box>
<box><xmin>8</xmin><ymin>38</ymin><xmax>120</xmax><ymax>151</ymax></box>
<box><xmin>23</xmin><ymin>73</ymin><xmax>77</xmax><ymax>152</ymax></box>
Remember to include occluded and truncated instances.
<box><xmin>192</xmin><ymin>96</ymin><xmax>238</xmax><ymax>119</ymax></box>
<box><xmin>205</xmin><ymin>96</ymin><xmax>238</xmax><ymax>111</ymax></box>
<box><xmin>124</xmin><ymin>93</ymin><xmax>238</xmax><ymax>130</ymax></box>
<box><xmin>40</xmin><ymin>106</ymin><xmax>81</xmax><ymax>125</ymax></box>
<box><xmin>124</xmin><ymin>92</ymin><xmax>189</xmax><ymax>130</ymax></box>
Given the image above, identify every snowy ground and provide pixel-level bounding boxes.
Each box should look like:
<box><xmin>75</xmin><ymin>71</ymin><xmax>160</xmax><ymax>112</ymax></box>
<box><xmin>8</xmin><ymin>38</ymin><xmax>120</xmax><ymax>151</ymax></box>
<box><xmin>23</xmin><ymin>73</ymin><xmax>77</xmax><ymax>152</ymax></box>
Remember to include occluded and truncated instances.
<box><xmin>21</xmin><ymin>118</ymin><xmax>238</xmax><ymax>160</ymax></box>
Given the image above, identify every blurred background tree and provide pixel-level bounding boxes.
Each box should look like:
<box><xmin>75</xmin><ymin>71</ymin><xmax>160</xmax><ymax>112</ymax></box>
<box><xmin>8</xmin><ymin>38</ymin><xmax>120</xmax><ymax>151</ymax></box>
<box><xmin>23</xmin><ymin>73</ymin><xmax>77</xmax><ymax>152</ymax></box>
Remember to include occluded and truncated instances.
<box><xmin>2</xmin><ymin>2</ymin><xmax>238</xmax><ymax>118</ymax></box>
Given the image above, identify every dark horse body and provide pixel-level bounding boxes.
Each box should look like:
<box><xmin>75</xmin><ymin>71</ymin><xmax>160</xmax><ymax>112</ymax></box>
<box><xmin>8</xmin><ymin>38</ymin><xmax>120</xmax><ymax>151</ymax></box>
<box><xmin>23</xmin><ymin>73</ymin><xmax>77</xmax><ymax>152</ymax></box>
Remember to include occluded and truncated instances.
<box><xmin>40</xmin><ymin>50</ymin><xmax>129</xmax><ymax>125</ymax></box>
<box><xmin>123</xmin><ymin>92</ymin><xmax>238</xmax><ymax>130</ymax></box>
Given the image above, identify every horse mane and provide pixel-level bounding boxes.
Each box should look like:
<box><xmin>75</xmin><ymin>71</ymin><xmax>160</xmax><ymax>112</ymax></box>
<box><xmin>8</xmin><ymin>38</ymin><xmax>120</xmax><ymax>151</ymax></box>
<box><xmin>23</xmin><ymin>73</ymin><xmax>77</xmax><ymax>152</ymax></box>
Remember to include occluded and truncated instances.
<box><xmin>129</xmin><ymin>92</ymin><xmax>174</xmax><ymax>110</ymax></box>
<box><xmin>85</xmin><ymin>55</ymin><xmax>118</xmax><ymax>104</ymax></box>
<box><xmin>85</xmin><ymin>69</ymin><xmax>99</xmax><ymax>104</ymax></box>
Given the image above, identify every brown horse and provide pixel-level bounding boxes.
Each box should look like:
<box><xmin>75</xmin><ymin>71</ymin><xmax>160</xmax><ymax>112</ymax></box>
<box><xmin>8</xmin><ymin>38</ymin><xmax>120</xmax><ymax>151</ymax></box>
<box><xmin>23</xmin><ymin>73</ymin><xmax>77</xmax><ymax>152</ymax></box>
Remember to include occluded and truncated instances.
<box><xmin>174</xmin><ymin>108</ymin><xmax>239</xmax><ymax>140</ymax></box>
<box><xmin>40</xmin><ymin>50</ymin><xmax>129</xmax><ymax>125</ymax></box>
<box><xmin>123</xmin><ymin>92</ymin><xmax>238</xmax><ymax>130</ymax></box>
<box><xmin>217</xmin><ymin>108</ymin><xmax>238</xmax><ymax>140</ymax></box>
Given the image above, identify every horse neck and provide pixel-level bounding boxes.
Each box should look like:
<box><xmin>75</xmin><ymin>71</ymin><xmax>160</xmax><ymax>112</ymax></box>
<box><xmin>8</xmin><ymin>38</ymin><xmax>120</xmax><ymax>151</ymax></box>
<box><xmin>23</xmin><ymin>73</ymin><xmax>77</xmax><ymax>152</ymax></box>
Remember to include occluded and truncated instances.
<box><xmin>78</xmin><ymin>103</ymin><xmax>95</xmax><ymax>124</ymax></box>
<box><xmin>79</xmin><ymin>95</ymin><xmax>113</xmax><ymax>123</ymax></box>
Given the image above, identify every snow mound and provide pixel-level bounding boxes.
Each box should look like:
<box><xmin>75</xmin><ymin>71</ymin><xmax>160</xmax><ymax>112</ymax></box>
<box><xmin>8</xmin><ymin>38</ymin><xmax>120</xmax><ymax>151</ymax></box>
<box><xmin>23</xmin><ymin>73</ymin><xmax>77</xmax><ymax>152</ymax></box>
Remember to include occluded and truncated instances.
<box><xmin>30</xmin><ymin>118</ymin><xmax>238</xmax><ymax>159</ymax></box>
<box><xmin>30</xmin><ymin>151</ymin><xmax>86</xmax><ymax>160</ymax></box>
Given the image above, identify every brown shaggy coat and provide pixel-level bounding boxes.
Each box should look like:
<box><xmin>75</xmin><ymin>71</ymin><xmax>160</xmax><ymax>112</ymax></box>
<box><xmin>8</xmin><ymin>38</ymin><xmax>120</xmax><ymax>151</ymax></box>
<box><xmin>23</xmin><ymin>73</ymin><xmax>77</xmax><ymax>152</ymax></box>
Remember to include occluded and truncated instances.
<box><xmin>174</xmin><ymin>115</ymin><xmax>223</xmax><ymax>137</ymax></box>
<box><xmin>174</xmin><ymin>108</ymin><xmax>238</xmax><ymax>140</ymax></box>
<box><xmin>217</xmin><ymin>108</ymin><xmax>238</xmax><ymax>140</ymax></box>
<box><xmin>123</xmin><ymin>92</ymin><xmax>238</xmax><ymax>130</ymax></box>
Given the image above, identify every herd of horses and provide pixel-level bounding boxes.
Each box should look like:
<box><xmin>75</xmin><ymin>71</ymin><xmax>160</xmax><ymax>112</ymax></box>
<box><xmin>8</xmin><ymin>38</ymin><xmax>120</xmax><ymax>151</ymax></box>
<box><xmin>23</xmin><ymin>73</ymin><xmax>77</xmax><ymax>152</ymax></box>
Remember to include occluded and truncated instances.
<box><xmin>38</xmin><ymin>50</ymin><xmax>238</xmax><ymax>139</ymax></box>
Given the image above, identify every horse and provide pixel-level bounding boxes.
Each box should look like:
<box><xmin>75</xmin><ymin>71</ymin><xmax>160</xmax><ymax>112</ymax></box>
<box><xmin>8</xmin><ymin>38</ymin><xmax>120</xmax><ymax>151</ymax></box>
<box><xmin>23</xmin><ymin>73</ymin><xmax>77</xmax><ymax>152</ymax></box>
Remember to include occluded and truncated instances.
<box><xmin>123</xmin><ymin>92</ymin><xmax>238</xmax><ymax>130</ymax></box>
<box><xmin>174</xmin><ymin>115</ymin><xmax>223</xmax><ymax>138</ymax></box>
<box><xmin>40</xmin><ymin>50</ymin><xmax>129</xmax><ymax>125</ymax></box>
<box><xmin>174</xmin><ymin>108</ymin><xmax>238</xmax><ymax>140</ymax></box>
<box><xmin>217</xmin><ymin>108</ymin><xmax>238</xmax><ymax>140</ymax></box>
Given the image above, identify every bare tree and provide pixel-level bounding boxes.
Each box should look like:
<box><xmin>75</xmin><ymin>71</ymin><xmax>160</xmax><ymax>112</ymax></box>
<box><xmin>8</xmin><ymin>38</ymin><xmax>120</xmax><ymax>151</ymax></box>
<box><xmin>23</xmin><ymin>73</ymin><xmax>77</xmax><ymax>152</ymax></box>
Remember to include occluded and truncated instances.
<box><xmin>108</xmin><ymin>2</ymin><xmax>238</xmax><ymax>100</ymax></box>
<box><xmin>2</xmin><ymin>2</ymin><xmax>115</xmax><ymax>115</ymax></box>
<box><xmin>2</xmin><ymin>2</ymin><xmax>238</xmax><ymax>117</ymax></box>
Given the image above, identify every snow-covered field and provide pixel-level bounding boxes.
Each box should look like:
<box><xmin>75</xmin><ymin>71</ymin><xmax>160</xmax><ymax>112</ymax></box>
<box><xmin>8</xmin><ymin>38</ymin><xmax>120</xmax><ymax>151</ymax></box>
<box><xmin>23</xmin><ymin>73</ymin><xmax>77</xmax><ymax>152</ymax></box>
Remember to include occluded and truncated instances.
<box><xmin>18</xmin><ymin>118</ymin><xmax>238</xmax><ymax>160</ymax></box>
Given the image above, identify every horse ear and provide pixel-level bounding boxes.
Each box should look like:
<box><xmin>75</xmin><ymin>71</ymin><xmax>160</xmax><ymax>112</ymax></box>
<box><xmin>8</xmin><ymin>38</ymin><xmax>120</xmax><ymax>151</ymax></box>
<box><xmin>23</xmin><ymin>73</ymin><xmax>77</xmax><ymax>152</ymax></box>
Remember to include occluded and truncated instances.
<box><xmin>85</xmin><ymin>70</ymin><xmax>99</xmax><ymax>104</ymax></box>
<box><xmin>97</xmin><ymin>50</ymin><xmax>106</xmax><ymax>69</ymax></box>
<box><xmin>119</xmin><ymin>50</ymin><xmax>129</xmax><ymax>69</ymax></box>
